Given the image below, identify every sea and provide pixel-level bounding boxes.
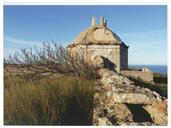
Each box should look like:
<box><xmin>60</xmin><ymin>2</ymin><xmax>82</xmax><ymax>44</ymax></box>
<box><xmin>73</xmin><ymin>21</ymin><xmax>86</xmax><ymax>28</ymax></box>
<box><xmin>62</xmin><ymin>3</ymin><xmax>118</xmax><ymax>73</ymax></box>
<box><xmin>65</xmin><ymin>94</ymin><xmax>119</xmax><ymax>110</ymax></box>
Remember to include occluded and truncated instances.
<box><xmin>129</xmin><ymin>65</ymin><xmax>167</xmax><ymax>75</ymax></box>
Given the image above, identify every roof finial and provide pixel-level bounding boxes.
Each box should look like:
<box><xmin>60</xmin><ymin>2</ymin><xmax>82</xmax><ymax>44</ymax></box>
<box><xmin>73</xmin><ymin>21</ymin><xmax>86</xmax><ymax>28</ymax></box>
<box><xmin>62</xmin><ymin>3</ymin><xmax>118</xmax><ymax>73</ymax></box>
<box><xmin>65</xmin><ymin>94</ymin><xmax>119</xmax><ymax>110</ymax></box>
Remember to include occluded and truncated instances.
<box><xmin>92</xmin><ymin>16</ymin><xmax>96</xmax><ymax>26</ymax></box>
<box><xmin>100</xmin><ymin>16</ymin><xmax>105</xmax><ymax>26</ymax></box>
<box><xmin>104</xmin><ymin>19</ymin><xmax>107</xmax><ymax>27</ymax></box>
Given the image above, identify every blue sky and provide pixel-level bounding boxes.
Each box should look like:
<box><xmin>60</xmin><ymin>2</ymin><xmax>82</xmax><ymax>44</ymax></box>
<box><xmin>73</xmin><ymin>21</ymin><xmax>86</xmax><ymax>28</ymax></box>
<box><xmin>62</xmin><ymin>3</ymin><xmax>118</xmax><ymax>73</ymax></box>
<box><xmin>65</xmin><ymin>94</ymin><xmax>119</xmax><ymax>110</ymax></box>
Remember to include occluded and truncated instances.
<box><xmin>4</xmin><ymin>5</ymin><xmax>167</xmax><ymax>65</ymax></box>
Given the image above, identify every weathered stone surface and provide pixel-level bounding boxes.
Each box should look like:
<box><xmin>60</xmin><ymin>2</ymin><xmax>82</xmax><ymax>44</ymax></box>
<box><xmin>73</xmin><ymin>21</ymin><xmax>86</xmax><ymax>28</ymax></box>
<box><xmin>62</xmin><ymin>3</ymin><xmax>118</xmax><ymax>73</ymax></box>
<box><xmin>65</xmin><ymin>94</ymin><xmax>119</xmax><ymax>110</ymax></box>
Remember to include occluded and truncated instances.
<box><xmin>93</xmin><ymin>117</ymin><xmax>112</xmax><ymax>126</ymax></box>
<box><xmin>71</xmin><ymin>45</ymin><xmax>122</xmax><ymax>72</ymax></box>
<box><xmin>93</xmin><ymin>68</ymin><xmax>167</xmax><ymax>126</ymax></box>
<box><xmin>121</xmin><ymin>70</ymin><xmax>154</xmax><ymax>83</ymax></box>
<box><xmin>68</xmin><ymin>19</ymin><xmax>122</xmax><ymax>46</ymax></box>
<box><xmin>98</xmin><ymin>68</ymin><xmax>161</xmax><ymax>105</ymax></box>
<box><xmin>99</xmin><ymin>69</ymin><xmax>134</xmax><ymax>85</ymax></box>
<box><xmin>107</xmin><ymin>103</ymin><xmax>133</xmax><ymax>123</ymax></box>
<box><xmin>67</xmin><ymin>17</ymin><xmax>128</xmax><ymax>73</ymax></box>
<box><xmin>93</xmin><ymin>96</ymin><xmax>133</xmax><ymax>125</ymax></box>
<box><xmin>90</xmin><ymin>55</ymin><xmax>104</xmax><ymax>68</ymax></box>
<box><xmin>143</xmin><ymin>101</ymin><xmax>167</xmax><ymax>125</ymax></box>
<box><xmin>110</xmin><ymin>92</ymin><xmax>157</xmax><ymax>104</ymax></box>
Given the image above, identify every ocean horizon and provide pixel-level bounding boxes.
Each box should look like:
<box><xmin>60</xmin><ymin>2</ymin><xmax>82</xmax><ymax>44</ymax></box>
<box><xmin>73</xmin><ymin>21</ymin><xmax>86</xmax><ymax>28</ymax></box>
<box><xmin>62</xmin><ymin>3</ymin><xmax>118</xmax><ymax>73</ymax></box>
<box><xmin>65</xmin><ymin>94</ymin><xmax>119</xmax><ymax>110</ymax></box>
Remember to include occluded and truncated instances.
<box><xmin>129</xmin><ymin>65</ymin><xmax>167</xmax><ymax>75</ymax></box>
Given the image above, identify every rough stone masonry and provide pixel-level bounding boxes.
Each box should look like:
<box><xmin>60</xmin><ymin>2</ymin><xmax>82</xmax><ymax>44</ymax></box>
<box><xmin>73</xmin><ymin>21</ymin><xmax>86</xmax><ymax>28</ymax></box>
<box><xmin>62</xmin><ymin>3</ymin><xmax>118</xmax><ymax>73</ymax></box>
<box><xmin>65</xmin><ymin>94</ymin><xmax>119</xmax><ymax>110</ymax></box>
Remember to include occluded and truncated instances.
<box><xmin>93</xmin><ymin>66</ymin><xmax>167</xmax><ymax>126</ymax></box>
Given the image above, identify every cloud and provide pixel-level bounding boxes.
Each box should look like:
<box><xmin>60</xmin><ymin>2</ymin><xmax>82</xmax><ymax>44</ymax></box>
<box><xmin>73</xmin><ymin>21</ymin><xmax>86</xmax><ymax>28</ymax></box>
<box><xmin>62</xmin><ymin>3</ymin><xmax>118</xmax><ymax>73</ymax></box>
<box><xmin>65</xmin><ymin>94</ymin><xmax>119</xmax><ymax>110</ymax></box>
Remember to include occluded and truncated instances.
<box><xmin>4</xmin><ymin>36</ymin><xmax>41</xmax><ymax>46</ymax></box>
<box><xmin>4</xmin><ymin>36</ymin><xmax>43</xmax><ymax>59</ymax></box>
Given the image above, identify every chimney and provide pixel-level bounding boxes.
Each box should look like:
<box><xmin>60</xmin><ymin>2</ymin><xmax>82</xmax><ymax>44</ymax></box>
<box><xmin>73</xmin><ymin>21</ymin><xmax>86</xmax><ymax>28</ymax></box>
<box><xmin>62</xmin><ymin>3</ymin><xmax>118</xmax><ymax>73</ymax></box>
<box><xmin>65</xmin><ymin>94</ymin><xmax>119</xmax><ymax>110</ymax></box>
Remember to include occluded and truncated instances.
<box><xmin>100</xmin><ymin>16</ymin><xmax>104</xmax><ymax>26</ymax></box>
<box><xmin>91</xmin><ymin>16</ymin><xmax>96</xmax><ymax>26</ymax></box>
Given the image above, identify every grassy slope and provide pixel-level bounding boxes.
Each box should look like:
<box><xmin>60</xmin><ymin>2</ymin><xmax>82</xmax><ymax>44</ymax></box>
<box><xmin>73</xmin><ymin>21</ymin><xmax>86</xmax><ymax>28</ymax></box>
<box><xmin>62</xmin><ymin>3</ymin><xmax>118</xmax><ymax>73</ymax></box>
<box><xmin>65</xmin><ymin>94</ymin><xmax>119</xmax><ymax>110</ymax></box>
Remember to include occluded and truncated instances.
<box><xmin>4</xmin><ymin>74</ymin><xmax>95</xmax><ymax>125</ymax></box>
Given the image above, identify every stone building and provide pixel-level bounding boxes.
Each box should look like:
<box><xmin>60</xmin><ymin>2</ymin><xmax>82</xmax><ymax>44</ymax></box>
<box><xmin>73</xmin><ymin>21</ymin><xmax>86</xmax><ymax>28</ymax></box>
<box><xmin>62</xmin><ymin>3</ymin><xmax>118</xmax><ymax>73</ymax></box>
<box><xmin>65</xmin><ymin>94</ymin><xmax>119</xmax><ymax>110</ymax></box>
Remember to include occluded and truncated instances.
<box><xmin>67</xmin><ymin>16</ymin><xmax>128</xmax><ymax>73</ymax></box>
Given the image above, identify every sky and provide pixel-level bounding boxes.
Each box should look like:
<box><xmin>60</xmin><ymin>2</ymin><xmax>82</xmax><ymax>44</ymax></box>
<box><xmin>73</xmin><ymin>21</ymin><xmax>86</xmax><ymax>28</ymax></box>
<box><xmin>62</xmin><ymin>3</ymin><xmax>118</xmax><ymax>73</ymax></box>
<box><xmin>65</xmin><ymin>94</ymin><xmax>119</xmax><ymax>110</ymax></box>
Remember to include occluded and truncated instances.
<box><xmin>4</xmin><ymin>5</ymin><xmax>167</xmax><ymax>65</ymax></box>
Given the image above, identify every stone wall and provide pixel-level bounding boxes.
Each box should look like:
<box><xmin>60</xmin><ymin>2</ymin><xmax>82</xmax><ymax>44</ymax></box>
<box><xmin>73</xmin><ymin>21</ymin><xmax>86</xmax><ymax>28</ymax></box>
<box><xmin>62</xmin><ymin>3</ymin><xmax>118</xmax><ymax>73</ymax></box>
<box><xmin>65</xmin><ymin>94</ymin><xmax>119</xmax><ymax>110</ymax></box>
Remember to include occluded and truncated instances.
<box><xmin>93</xmin><ymin>68</ymin><xmax>167</xmax><ymax>126</ymax></box>
<box><xmin>75</xmin><ymin>45</ymin><xmax>120</xmax><ymax>72</ymax></box>
<box><xmin>120</xmin><ymin>70</ymin><xmax>153</xmax><ymax>83</ymax></box>
<box><xmin>69</xmin><ymin>44</ymin><xmax>128</xmax><ymax>73</ymax></box>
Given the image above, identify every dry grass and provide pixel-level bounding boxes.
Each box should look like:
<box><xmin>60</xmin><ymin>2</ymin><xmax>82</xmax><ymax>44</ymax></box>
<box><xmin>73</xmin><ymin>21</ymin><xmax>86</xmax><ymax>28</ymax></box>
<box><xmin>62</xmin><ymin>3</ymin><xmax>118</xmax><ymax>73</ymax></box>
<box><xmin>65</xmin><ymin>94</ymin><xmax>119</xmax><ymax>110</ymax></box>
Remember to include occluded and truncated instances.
<box><xmin>4</xmin><ymin>42</ymin><xmax>98</xmax><ymax>125</ymax></box>
<box><xmin>4</xmin><ymin>74</ymin><xmax>95</xmax><ymax>125</ymax></box>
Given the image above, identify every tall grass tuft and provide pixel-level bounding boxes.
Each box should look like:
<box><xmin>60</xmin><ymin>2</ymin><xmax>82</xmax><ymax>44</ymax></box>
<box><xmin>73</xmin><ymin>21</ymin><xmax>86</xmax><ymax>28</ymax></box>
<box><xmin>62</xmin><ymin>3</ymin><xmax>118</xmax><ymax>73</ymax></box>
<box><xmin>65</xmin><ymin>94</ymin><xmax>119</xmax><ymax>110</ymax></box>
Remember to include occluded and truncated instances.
<box><xmin>4</xmin><ymin>75</ymin><xmax>95</xmax><ymax>125</ymax></box>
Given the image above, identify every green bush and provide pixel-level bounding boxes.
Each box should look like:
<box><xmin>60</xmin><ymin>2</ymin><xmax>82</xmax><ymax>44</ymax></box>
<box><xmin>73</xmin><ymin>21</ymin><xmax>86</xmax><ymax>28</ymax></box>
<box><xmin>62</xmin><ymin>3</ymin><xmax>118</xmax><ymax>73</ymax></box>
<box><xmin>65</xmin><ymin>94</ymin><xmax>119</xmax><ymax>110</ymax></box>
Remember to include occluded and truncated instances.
<box><xmin>4</xmin><ymin>75</ymin><xmax>95</xmax><ymax>125</ymax></box>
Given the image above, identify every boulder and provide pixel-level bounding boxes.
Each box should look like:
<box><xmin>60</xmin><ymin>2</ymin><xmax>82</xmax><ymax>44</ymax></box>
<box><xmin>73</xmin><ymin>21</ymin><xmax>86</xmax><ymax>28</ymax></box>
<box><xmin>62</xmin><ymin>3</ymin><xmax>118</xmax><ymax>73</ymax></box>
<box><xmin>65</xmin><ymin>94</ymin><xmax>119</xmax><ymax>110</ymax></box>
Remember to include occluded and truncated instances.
<box><xmin>143</xmin><ymin>101</ymin><xmax>167</xmax><ymax>125</ymax></box>
<box><xmin>99</xmin><ymin>68</ymin><xmax>134</xmax><ymax>85</ymax></box>
<box><xmin>109</xmin><ymin>92</ymin><xmax>157</xmax><ymax>105</ymax></box>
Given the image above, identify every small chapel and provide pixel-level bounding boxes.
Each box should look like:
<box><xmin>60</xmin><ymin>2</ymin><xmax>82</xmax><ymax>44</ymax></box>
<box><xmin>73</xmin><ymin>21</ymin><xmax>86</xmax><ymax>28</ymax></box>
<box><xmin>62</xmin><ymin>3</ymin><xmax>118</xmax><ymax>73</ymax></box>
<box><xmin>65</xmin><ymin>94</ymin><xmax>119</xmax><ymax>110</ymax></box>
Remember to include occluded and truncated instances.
<box><xmin>67</xmin><ymin>16</ymin><xmax>129</xmax><ymax>73</ymax></box>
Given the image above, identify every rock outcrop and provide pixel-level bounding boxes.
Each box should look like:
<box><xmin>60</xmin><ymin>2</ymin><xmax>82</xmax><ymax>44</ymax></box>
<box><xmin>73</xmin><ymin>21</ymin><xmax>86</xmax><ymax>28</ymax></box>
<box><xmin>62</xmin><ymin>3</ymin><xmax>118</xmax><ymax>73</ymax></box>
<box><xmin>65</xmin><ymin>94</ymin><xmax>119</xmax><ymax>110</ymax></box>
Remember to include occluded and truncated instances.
<box><xmin>93</xmin><ymin>67</ymin><xmax>167</xmax><ymax>126</ymax></box>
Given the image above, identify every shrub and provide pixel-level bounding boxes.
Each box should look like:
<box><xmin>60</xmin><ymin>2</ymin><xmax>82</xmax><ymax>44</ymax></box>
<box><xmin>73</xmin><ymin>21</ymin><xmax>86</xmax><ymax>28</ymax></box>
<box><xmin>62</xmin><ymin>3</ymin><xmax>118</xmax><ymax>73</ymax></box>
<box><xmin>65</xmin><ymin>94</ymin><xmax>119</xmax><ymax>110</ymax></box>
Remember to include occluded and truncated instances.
<box><xmin>4</xmin><ymin>42</ymin><xmax>98</xmax><ymax>80</ymax></box>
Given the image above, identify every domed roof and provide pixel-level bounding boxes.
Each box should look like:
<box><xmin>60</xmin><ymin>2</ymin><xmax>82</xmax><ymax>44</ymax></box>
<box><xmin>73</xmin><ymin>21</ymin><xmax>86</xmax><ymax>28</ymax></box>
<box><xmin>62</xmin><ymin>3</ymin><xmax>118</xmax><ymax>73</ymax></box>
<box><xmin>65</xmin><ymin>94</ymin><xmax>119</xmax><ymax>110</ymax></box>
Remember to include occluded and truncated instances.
<box><xmin>68</xmin><ymin>17</ymin><xmax>127</xmax><ymax>48</ymax></box>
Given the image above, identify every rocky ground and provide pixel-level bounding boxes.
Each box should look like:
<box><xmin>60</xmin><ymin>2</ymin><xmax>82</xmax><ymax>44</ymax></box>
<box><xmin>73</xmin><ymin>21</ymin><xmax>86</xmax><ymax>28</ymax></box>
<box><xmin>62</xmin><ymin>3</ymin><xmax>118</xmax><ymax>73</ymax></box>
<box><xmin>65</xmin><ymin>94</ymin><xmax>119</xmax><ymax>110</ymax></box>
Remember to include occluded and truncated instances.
<box><xmin>93</xmin><ymin>68</ymin><xmax>167</xmax><ymax>126</ymax></box>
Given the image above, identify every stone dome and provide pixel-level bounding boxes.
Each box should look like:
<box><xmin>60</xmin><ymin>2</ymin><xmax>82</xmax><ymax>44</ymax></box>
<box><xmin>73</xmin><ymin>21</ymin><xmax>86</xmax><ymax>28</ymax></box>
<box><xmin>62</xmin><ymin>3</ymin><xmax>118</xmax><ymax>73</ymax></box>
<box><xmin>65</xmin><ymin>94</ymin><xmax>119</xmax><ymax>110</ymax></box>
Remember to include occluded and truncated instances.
<box><xmin>68</xmin><ymin>16</ymin><xmax>125</xmax><ymax>48</ymax></box>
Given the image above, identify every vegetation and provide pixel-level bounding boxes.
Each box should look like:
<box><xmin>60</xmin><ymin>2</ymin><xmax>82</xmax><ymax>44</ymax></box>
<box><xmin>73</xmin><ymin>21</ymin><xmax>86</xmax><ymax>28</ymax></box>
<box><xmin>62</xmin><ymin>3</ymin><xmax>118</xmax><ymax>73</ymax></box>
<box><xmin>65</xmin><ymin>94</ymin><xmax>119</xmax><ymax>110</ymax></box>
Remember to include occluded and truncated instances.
<box><xmin>4</xmin><ymin>42</ymin><xmax>98</xmax><ymax>80</ymax></box>
<box><xmin>4</xmin><ymin>74</ymin><xmax>95</xmax><ymax>125</ymax></box>
<box><xmin>153</xmin><ymin>72</ymin><xmax>167</xmax><ymax>83</ymax></box>
<box><xmin>127</xmin><ymin>67</ymin><xmax>167</xmax><ymax>98</ymax></box>
<box><xmin>4</xmin><ymin>42</ymin><xmax>167</xmax><ymax>125</ymax></box>
<box><xmin>129</xmin><ymin>73</ymin><xmax>167</xmax><ymax>98</ymax></box>
<box><xmin>4</xmin><ymin>42</ymin><xmax>97</xmax><ymax>125</ymax></box>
